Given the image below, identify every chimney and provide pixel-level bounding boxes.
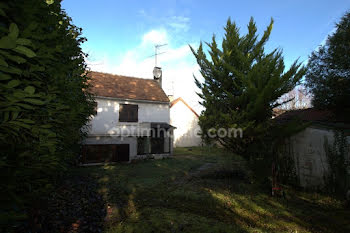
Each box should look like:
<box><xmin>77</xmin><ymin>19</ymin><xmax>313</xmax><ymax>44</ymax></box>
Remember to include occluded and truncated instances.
<box><xmin>153</xmin><ymin>66</ymin><xmax>162</xmax><ymax>87</ymax></box>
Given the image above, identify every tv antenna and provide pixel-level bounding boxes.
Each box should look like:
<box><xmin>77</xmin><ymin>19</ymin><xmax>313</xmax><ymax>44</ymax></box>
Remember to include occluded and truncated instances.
<box><xmin>145</xmin><ymin>44</ymin><xmax>167</xmax><ymax>67</ymax></box>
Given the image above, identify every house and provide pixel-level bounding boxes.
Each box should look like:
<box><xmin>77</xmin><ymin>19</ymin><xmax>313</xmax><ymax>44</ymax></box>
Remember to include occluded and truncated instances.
<box><xmin>275</xmin><ymin>108</ymin><xmax>350</xmax><ymax>189</ymax></box>
<box><xmin>170</xmin><ymin>97</ymin><xmax>202</xmax><ymax>147</ymax></box>
<box><xmin>81</xmin><ymin>69</ymin><xmax>174</xmax><ymax>164</ymax></box>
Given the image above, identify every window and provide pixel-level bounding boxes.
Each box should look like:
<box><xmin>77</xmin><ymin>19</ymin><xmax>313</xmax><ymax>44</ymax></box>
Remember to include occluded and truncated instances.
<box><xmin>119</xmin><ymin>104</ymin><xmax>138</xmax><ymax>122</ymax></box>
<box><xmin>137</xmin><ymin>137</ymin><xmax>149</xmax><ymax>155</ymax></box>
<box><xmin>82</xmin><ymin>145</ymin><xmax>116</xmax><ymax>163</ymax></box>
<box><xmin>82</xmin><ymin>144</ymin><xmax>130</xmax><ymax>163</ymax></box>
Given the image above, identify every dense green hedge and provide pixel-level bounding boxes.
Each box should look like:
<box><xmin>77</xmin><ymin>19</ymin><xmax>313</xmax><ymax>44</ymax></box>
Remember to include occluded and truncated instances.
<box><xmin>305</xmin><ymin>11</ymin><xmax>350</xmax><ymax>114</ymax></box>
<box><xmin>0</xmin><ymin>0</ymin><xmax>95</xmax><ymax>229</ymax></box>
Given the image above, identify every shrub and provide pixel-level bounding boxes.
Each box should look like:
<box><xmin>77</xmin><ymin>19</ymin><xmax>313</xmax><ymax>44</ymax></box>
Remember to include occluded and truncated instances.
<box><xmin>0</xmin><ymin>0</ymin><xmax>95</xmax><ymax>229</ymax></box>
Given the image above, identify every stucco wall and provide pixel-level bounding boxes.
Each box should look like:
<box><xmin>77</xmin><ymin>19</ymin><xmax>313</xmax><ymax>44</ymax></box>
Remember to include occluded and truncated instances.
<box><xmin>82</xmin><ymin>97</ymin><xmax>172</xmax><ymax>162</ymax></box>
<box><xmin>288</xmin><ymin>126</ymin><xmax>350</xmax><ymax>188</ymax></box>
<box><xmin>170</xmin><ymin>101</ymin><xmax>202</xmax><ymax>147</ymax></box>
<box><xmin>87</xmin><ymin>97</ymin><xmax>170</xmax><ymax>135</ymax></box>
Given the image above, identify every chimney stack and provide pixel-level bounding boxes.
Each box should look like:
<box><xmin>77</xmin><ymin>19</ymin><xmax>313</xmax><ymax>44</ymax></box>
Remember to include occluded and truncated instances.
<box><xmin>153</xmin><ymin>66</ymin><xmax>162</xmax><ymax>87</ymax></box>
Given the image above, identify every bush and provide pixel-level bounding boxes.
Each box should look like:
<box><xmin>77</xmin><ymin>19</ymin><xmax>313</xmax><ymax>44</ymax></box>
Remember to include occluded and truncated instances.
<box><xmin>0</xmin><ymin>0</ymin><xmax>95</xmax><ymax>230</ymax></box>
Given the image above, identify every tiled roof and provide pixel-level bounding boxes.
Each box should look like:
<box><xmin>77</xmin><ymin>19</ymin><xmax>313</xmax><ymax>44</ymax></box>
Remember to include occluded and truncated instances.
<box><xmin>274</xmin><ymin>108</ymin><xmax>349</xmax><ymax>126</ymax></box>
<box><xmin>87</xmin><ymin>71</ymin><xmax>169</xmax><ymax>102</ymax></box>
<box><xmin>275</xmin><ymin>108</ymin><xmax>333</xmax><ymax>122</ymax></box>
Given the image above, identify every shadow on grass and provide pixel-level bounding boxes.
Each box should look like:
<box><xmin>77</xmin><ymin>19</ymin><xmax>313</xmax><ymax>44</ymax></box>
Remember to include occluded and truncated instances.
<box><xmin>28</xmin><ymin>175</ymin><xmax>106</xmax><ymax>233</ymax></box>
<box><xmin>75</xmin><ymin>147</ymin><xmax>350</xmax><ymax>233</ymax></box>
<box><xmin>198</xmin><ymin>169</ymin><xmax>350</xmax><ymax>233</ymax></box>
<box><xmin>80</xmin><ymin>152</ymin><xmax>247</xmax><ymax>232</ymax></box>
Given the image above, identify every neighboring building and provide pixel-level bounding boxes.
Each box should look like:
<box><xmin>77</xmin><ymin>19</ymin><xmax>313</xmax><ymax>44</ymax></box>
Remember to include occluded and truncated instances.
<box><xmin>170</xmin><ymin>97</ymin><xmax>202</xmax><ymax>147</ymax></box>
<box><xmin>82</xmin><ymin>70</ymin><xmax>174</xmax><ymax>164</ymax></box>
<box><xmin>276</xmin><ymin>108</ymin><xmax>350</xmax><ymax>189</ymax></box>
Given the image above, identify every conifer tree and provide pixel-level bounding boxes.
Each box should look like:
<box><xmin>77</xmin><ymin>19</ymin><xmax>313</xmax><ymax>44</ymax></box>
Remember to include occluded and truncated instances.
<box><xmin>191</xmin><ymin>18</ymin><xmax>306</xmax><ymax>155</ymax></box>
<box><xmin>305</xmin><ymin>11</ymin><xmax>350</xmax><ymax>114</ymax></box>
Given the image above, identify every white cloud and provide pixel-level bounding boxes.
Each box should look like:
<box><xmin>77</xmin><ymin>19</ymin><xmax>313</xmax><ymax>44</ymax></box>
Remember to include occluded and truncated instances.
<box><xmin>167</xmin><ymin>16</ymin><xmax>190</xmax><ymax>32</ymax></box>
<box><xmin>86</xmin><ymin>28</ymin><xmax>203</xmax><ymax>113</ymax></box>
<box><xmin>137</xmin><ymin>9</ymin><xmax>191</xmax><ymax>33</ymax></box>
<box><xmin>142</xmin><ymin>29</ymin><xmax>168</xmax><ymax>45</ymax></box>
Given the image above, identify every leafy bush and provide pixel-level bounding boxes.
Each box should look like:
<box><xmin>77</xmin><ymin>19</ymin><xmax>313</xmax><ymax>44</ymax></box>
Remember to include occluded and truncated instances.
<box><xmin>0</xmin><ymin>0</ymin><xmax>95</xmax><ymax>230</ymax></box>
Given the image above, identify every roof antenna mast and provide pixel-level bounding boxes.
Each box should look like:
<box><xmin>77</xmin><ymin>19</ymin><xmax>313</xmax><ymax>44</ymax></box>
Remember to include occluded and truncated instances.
<box><xmin>154</xmin><ymin>43</ymin><xmax>167</xmax><ymax>67</ymax></box>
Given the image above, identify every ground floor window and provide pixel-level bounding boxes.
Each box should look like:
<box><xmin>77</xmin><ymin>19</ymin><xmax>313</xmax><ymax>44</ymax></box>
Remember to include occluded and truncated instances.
<box><xmin>137</xmin><ymin>128</ymin><xmax>171</xmax><ymax>155</ymax></box>
<box><xmin>82</xmin><ymin>144</ymin><xmax>129</xmax><ymax>163</ymax></box>
<box><xmin>151</xmin><ymin>137</ymin><xmax>165</xmax><ymax>154</ymax></box>
<box><xmin>137</xmin><ymin>137</ymin><xmax>149</xmax><ymax>155</ymax></box>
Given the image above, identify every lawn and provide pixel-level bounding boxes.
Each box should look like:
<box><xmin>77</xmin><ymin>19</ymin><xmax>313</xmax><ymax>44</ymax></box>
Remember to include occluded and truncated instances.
<box><xmin>71</xmin><ymin>147</ymin><xmax>349</xmax><ymax>233</ymax></box>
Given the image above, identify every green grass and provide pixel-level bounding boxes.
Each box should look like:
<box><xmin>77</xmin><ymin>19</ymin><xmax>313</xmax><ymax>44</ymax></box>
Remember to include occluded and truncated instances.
<box><xmin>74</xmin><ymin>147</ymin><xmax>350</xmax><ymax>233</ymax></box>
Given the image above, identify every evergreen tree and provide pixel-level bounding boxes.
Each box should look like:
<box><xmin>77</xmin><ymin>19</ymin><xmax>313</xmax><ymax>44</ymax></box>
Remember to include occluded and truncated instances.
<box><xmin>305</xmin><ymin>11</ymin><xmax>350</xmax><ymax>114</ymax></box>
<box><xmin>190</xmin><ymin>18</ymin><xmax>306</xmax><ymax>155</ymax></box>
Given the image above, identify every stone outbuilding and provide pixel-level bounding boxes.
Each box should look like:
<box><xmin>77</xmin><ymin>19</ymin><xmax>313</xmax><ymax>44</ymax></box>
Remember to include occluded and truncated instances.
<box><xmin>276</xmin><ymin>108</ymin><xmax>350</xmax><ymax>189</ymax></box>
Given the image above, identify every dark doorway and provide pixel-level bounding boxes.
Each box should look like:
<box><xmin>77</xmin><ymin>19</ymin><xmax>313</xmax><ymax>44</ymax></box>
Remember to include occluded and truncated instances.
<box><xmin>82</xmin><ymin>144</ymin><xmax>130</xmax><ymax>163</ymax></box>
<box><xmin>116</xmin><ymin>144</ymin><xmax>129</xmax><ymax>162</ymax></box>
<box><xmin>151</xmin><ymin>129</ymin><xmax>165</xmax><ymax>154</ymax></box>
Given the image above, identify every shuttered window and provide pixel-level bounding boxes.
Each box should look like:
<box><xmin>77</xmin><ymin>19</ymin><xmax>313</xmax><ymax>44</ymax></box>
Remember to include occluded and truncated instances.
<box><xmin>119</xmin><ymin>104</ymin><xmax>138</xmax><ymax>122</ymax></box>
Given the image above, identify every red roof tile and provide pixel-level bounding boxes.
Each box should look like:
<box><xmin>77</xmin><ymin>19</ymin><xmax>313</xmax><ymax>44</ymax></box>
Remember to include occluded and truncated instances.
<box><xmin>275</xmin><ymin>108</ymin><xmax>333</xmax><ymax>122</ymax></box>
<box><xmin>87</xmin><ymin>71</ymin><xmax>169</xmax><ymax>102</ymax></box>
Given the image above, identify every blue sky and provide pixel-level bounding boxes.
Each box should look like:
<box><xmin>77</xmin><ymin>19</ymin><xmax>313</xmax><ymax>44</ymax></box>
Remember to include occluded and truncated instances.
<box><xmin>62</xmin><ymin>0</ymin><xmax>349</xmax><ymax>110</ymax></box>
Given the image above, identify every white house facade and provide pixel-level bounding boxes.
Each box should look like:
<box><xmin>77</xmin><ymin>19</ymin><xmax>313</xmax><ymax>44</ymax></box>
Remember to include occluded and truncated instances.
<box><xmin>82</xmin><ymin>71</ymin><xmax>173</xmax><ymax>164</ymax></box>
<box><xmin>170</xmin><ymin>97</ymin><xmax>202</xmax><ymax>147</ymax></box>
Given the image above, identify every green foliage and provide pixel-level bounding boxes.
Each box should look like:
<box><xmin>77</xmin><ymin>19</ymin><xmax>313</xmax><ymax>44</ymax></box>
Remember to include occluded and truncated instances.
<box><xmin>324</xmin><ymin>130</ymin><xmax>350</xmax><ymax>194</ymax></box>
<box><xmin>305</xmin><ymin>11</ymin><xmax>350</xmax><ymax>114</ymax></box>
<box><xmin>190</xmin><ymin>17</ymin><xmax>306</xmax><ymax>156</ymax></box>
<box><xmin>0</xmin><ymin>0</ymin><xmax>95</xmax><ymax>229</ymax></box>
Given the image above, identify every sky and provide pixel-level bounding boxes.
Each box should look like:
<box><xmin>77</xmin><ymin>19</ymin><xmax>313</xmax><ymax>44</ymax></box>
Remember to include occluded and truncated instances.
<box><xmin>62</xmin><ymin>0</ymin><xmax>350</xmax><ymax>112</ymax></box>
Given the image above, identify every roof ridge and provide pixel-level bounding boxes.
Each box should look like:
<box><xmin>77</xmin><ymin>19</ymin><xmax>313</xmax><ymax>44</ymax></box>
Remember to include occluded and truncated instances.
<box><xmin>89</xmin><ymin>71</ymin><xmax>155</xmax><ymax>82</ymax></box>
<box><xmin>170</xmin><ymin>97</ymin><xmax>199</xmax><ymax>117</ymax></box>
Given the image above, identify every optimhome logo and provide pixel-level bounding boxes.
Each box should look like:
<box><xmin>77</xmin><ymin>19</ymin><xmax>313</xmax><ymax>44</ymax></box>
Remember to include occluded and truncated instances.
<box><xmin>207</xmin><ymin>128</ymin><xmax>243</xmax><ymax>139</ymax></box>
<box><xmin>107</xmin><ymin>124</ymin><xmax>243</xmax><ymax>140</ymax></box>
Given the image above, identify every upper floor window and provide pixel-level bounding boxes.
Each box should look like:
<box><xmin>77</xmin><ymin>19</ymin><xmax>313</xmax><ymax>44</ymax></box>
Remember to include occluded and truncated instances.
<box><xmin>119</xmin><ymin>104</ymin><xmax>138</xmax><ymax>122</ymax></box>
